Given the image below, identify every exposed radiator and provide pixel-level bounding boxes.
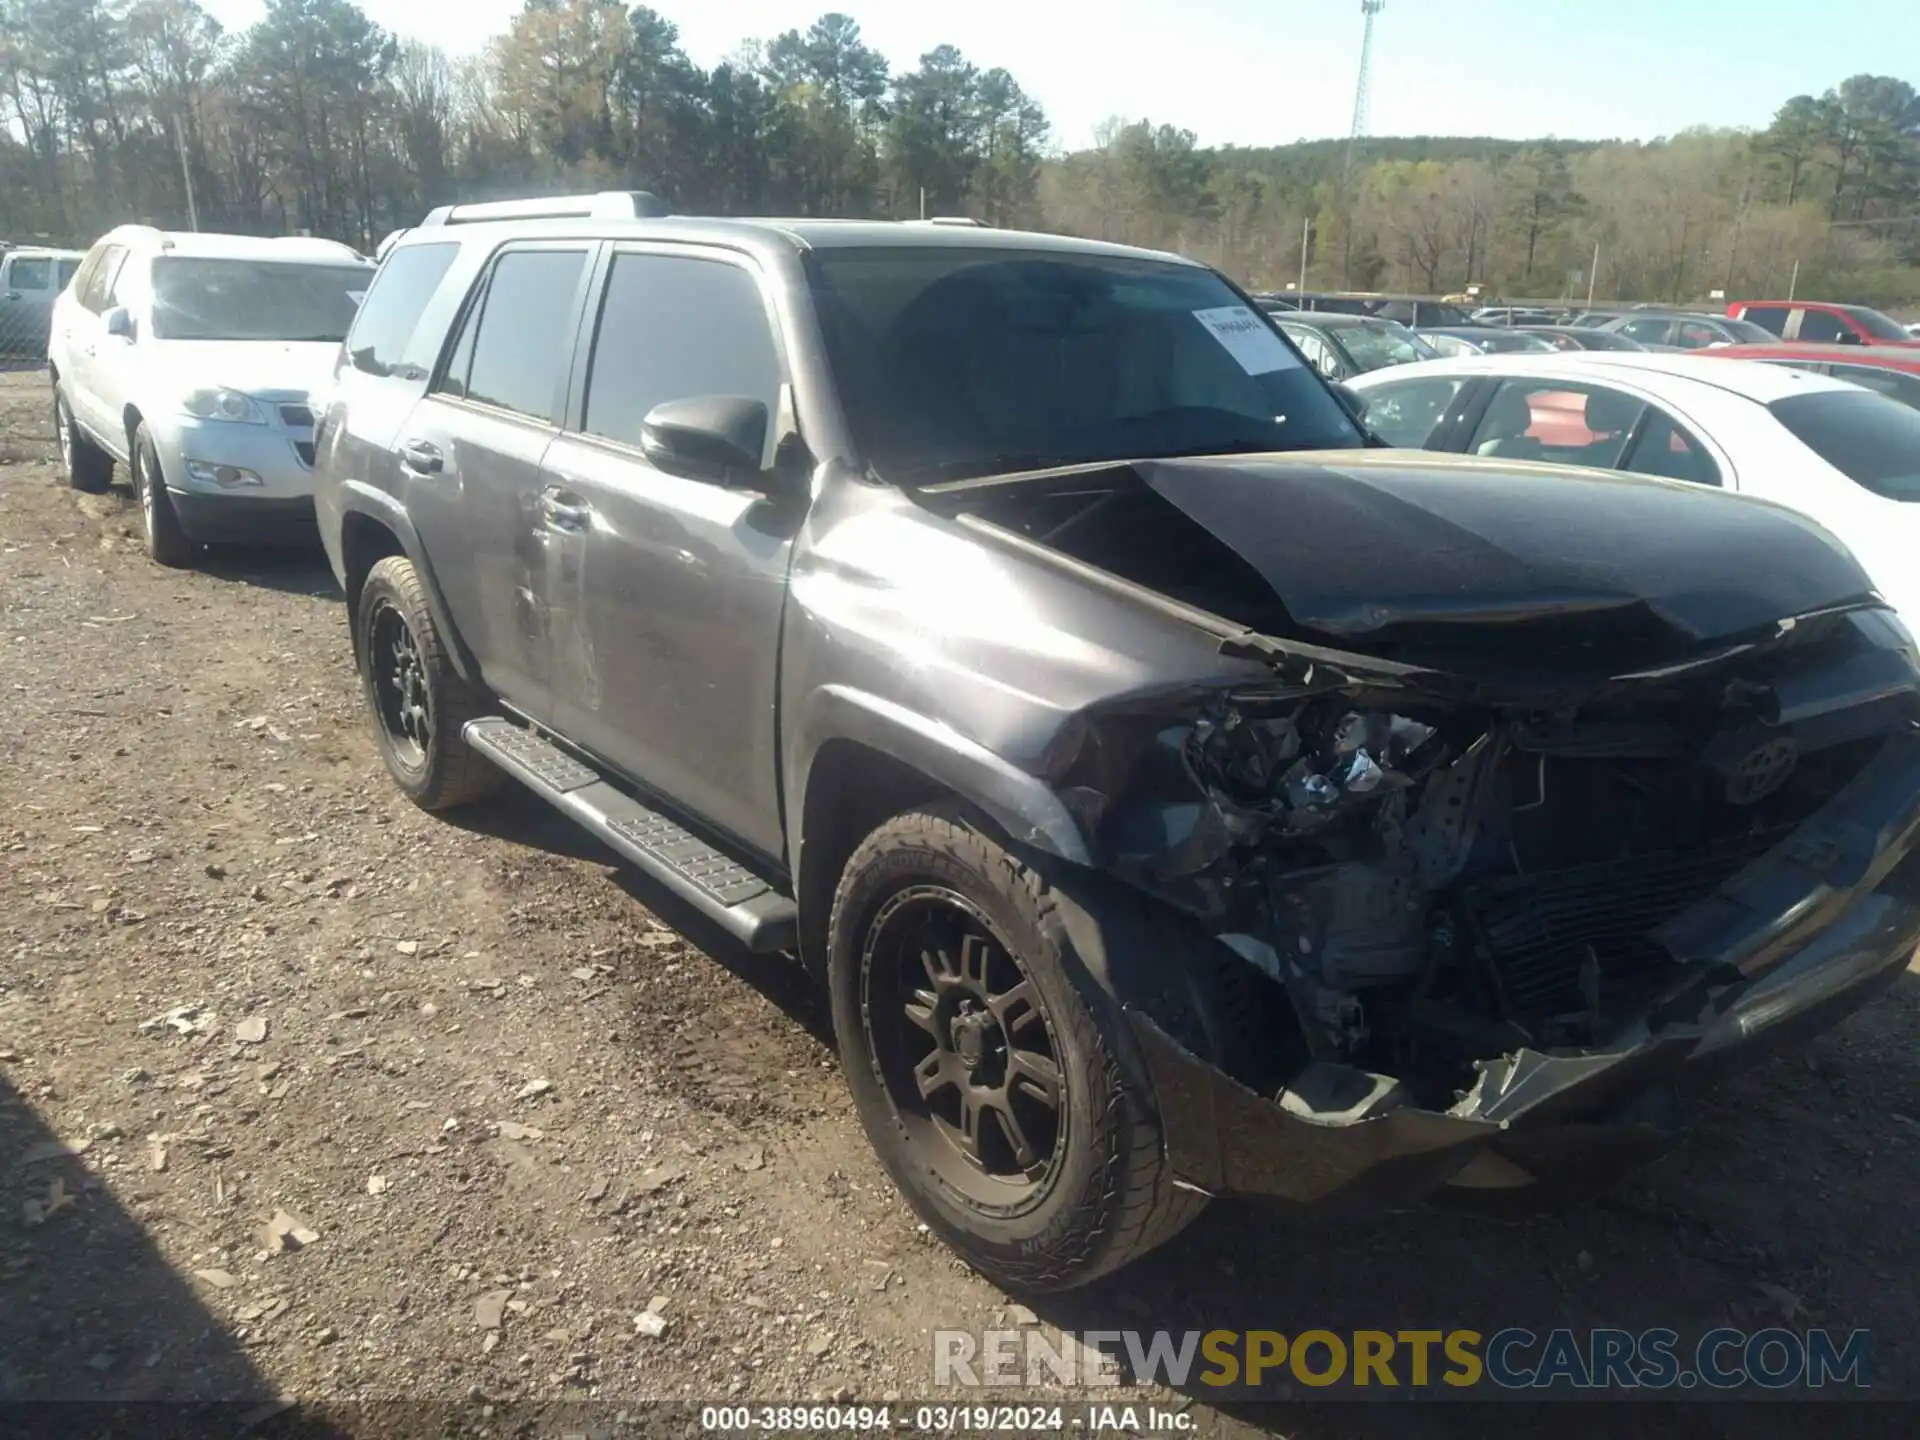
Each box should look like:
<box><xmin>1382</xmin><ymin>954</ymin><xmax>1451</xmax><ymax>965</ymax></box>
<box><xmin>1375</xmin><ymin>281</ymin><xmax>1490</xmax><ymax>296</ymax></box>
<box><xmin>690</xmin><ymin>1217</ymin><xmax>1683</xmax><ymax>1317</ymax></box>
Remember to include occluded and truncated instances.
<box><xmin>1457</xmin><ymin>828</ymin><xmax>1786</xmax><ymax>1025</ymax></box>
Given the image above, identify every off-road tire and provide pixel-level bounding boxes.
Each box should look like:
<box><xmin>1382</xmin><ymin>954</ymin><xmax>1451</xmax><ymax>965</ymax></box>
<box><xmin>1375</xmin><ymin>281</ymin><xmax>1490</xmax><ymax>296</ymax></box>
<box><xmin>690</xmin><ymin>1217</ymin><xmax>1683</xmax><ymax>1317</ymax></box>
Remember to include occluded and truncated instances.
<box><xmin>356</xmin><ymin>554</ymin><xmax>501</xmax><ymax>811</ymax></box>
<box><xmin>131</xmin><ymin>423</ymin><xmax>196</xmax><ymax>568</ymax></box>
<box><xmin>54</xmin><ymin>386</ymin><xmax>112</xmax><ymax>493</ymax></box>
<box><xmin>828</xmin><ymin>803</ymin><xmax>1204</xmax><ymax>1292</ymax></box>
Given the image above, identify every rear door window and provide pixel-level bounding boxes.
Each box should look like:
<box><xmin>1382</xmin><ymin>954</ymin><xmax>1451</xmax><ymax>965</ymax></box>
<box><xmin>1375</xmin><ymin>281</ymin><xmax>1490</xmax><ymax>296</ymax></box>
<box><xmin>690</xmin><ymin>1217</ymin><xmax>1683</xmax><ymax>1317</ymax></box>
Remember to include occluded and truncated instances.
<box><xmin>1674</xmin><ymin>320</ymin><xmax>1721</xmax><ymax>349</ymax></box>
<box><xmin>1617</xmin><ymin>317</ymin><xmax>1673</xmax><ymax>346</ymax></box>
<box><xmin>347</xmin><ymin>241</ymin><xmax>458</xmax><ymax>378</ymax></box>
<box><xmin>1795</xmin><ymin>309</ymin><xmax>1849</xmax><ymax>343</ymax></box>
<box><xmin>1770</xmin><ymin>389</ymin><xmax>1920</xmax><ymax>499</ymax></box>
<box><xmin>1355</xmin><ymin>376</ymin><xmax>1470</xmax><ymax>449</ymax></box>
<box><xmin>77</xmin><ymin>245</ymin><xmax>126</xmax><ymax>313</ymax></box>
<box><xmin>1470</xmin><ymin>380</ymin><xmax>1646</xmax><ymax>467</ymax></box>
<box><xmin>440</xmin><ymin>247</ymin><xmax>590</xmax><ymax>422</ymax></box>
<box><xmin>580</xmin><ymin>252</ymin><xmax>783</xmax><ymax>463</ymax></box>
<box><xmin>1741</xmin><ymin>306</ymin><xmax>1788</xmax><ymax>336</ymax></box>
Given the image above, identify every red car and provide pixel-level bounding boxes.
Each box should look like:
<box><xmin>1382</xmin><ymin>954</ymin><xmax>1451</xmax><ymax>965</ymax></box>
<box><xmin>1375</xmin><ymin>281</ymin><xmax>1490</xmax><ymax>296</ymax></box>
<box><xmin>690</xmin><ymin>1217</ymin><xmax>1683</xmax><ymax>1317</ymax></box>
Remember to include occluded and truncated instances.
<box><xmin>1705</xmin><ymin>342</ymin><xmax>1920</xmax><ymax>410</ymax></box>
<box><xmin>1724</xmin><ymin>299</ymin><xmax>1920</xmax><ymax>348</ymax></box>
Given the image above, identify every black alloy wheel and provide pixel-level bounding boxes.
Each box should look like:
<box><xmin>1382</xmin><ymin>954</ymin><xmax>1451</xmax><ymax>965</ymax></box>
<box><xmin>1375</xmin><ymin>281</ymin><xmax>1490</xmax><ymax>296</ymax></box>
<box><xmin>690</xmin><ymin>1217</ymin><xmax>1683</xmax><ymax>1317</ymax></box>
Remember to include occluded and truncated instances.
<box><xmin>863</xmin><ymin>885</ymin><xmax>1065</xmax><ymax>1207</ymax></box>
<box><xmin>368</xmin><ymin>595</ymin><xmax>432</xmax><ymax>770</ymax></box>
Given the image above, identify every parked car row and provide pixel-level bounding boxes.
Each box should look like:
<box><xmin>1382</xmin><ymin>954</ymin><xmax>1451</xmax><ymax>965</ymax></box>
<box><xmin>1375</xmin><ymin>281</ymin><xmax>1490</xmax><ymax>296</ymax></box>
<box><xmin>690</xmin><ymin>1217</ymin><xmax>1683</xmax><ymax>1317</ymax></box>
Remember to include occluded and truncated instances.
<box><xmin>36</xmin><ymin>202</ymin><xmax>1920</xmax><ymax>1298</ymax></box>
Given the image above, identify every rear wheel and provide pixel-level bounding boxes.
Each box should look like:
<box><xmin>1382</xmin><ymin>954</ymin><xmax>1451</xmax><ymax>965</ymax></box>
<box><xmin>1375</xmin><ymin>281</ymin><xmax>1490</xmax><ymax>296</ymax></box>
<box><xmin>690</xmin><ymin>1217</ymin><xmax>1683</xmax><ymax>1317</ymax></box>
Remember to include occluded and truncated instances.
<box><xmin>828</xmin><ymin>804</ymin><xmax>1203</xmax><ymax>1292</ymax></box>
<box><xmin>53</xmin><ymin>386</ymin><xmax>112</xmax><ymax>493</ymax></box>
<box><xmin>356</xmin><ymin>555</ymin><xmax>501</xmax><ymax>811</ymax></box>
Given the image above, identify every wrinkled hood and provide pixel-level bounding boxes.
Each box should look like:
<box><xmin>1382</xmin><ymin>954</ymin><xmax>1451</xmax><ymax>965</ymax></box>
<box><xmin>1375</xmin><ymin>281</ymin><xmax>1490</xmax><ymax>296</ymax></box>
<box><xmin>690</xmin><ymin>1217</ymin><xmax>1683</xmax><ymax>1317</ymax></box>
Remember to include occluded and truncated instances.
<box><xmin>1139</xmin><ymin>451</ymin><xmax>1878</xmax><ymax>649</ymax></box>
<box><xmin>147</xmin><ymin>339</ymin><xmax>340</xmax><ymax>399</ymax></box>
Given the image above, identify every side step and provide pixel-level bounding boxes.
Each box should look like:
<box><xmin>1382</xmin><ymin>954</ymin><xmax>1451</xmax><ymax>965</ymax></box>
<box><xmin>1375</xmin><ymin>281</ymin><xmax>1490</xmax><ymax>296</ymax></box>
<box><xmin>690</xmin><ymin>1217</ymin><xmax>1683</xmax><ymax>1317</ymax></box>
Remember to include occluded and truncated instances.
<box><xmin>464</xmin><ymin>717</ymin><xmax>797</xmax><ymax>953</ymax></box>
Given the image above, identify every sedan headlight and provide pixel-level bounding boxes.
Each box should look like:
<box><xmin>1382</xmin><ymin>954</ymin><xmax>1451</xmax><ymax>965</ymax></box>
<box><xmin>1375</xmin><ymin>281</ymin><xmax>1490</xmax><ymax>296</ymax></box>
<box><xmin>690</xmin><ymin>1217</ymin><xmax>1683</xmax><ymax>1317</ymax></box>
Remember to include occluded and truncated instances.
<box><xmin>180</xmin><ymin>387</ymin><xmax>267</xmax><ymax>424</ymax></box>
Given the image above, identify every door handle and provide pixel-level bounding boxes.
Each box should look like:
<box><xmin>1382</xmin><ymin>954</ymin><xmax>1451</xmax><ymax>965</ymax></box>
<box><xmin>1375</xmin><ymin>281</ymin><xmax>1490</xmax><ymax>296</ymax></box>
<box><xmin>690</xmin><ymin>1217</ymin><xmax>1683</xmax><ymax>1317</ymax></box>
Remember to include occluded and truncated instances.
<box><xmin>400</xmin><ymin>439</ymin><xmax>443</xmax><ymax>474</ymax></box>
<box><xmin>539</xmin><ymin>487</ymin><xmax>591</xmax><ymax>531</ymax></box>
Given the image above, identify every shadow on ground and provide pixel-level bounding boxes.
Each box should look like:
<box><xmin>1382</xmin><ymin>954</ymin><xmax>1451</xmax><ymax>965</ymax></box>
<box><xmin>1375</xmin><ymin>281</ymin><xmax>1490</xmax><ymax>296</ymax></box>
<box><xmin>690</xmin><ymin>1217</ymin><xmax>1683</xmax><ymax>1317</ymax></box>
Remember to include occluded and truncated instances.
<box><xmin>450</xmin><ymin>784</ymin><xmax>834</xmax><ymax>1049</ymax></box>
<box><xmin>0</xmin><ymin>1072</ymin><xmax>268</xmax><ymax>1404</ymax></box>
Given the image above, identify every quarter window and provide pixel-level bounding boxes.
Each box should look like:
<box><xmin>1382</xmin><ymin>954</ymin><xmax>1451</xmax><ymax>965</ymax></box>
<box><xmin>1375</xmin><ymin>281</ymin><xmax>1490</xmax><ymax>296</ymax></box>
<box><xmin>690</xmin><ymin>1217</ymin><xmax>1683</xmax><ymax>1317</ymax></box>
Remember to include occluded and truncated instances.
<box><xmin>581</xmin><ymin>253</ymin><xmax>783</xmax><ymax>462</ymax></box>
<box><xmin>1622</xmin><ymin>409</ymin><xmax>1720</xmax><ymax>485</ymax></box>
<box><xmin>441</xmin><ymin>248</ymin><xmax>589</xmax><ymax>422</ymax></box>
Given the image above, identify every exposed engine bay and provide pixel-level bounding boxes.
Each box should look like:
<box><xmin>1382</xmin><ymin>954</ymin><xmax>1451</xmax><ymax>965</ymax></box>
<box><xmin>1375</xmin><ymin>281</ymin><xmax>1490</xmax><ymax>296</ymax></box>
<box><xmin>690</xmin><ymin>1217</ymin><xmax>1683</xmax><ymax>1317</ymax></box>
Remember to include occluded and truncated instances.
<box><xmin>1064</xmin><ymin>616</ymin><xmax>1918</xmax><ymax>1112</ymax></box>
<box><xmin>921</xmin><ymin>459</ymin><xmax>1920</xmax><ymax>1118</ymax></box>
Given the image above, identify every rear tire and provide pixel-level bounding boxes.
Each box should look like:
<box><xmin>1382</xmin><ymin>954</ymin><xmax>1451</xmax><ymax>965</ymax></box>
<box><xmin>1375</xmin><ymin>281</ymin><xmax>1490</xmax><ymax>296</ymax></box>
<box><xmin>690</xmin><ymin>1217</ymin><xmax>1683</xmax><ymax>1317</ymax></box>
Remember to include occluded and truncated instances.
<box><xmin>132</xmin><ymin>424</ymin><xmax>196</xmax><ymax>568</ymax></box>
<box><xmin>356</xmin><ymin>554</ymin><xmax>501</xmax><ymax>811</ymax></box>
<box><xmin>828</xmin><ymin>803</ymin><xmax>1203</xmax><ymax>1292</ymax></box>
<box><xmin>54</xmin><ymin>387</ymin><xmax>112</xmax><ymax>494</ymax></box>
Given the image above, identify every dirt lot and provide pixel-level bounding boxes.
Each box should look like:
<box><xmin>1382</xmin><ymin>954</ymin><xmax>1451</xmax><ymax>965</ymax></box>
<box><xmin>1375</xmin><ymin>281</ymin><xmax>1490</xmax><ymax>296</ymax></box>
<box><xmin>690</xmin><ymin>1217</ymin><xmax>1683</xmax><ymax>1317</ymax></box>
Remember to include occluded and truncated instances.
<box><xmin>2</xmin><ymin>365</ymin><xmax>1917</xmax><ymax>1435</ymax></box>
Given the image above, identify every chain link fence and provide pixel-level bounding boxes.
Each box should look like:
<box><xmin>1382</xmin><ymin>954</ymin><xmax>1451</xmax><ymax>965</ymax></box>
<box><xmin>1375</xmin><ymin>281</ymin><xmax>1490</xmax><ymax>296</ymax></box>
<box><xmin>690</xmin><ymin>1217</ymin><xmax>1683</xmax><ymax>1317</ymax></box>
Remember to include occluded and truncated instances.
<box><xmin>0</xmin><ymin>248</ymin><xmax>85</xmax><ymax>372</ymax></box>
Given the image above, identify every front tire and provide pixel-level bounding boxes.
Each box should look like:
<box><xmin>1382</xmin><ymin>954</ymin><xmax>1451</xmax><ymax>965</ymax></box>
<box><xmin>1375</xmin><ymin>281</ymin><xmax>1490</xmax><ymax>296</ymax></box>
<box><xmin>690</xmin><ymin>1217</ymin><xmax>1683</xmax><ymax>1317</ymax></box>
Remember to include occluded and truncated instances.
<box><xmin>131</xmin><ymin>424</ymin><xmax>195</xmax><ymax>568</ymax></box>
<box><xmin>828</xmin><ymin>804</ymin><xmax>1203</xmax><ymax>1292</ymax></box>
<box><xmin>54</xmin><ymin>387</ymin><xmax>112</xmax><ymax>493</ymax></box>
<box><xmin>355</xmin><ymin>555</ymin><xmax>501</xmax><ymax>811</ymax></box>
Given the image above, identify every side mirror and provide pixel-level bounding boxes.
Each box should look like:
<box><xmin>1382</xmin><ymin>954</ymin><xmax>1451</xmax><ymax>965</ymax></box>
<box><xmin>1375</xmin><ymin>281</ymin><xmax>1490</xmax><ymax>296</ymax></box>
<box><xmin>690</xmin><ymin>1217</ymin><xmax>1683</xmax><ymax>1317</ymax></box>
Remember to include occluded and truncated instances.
<box><xmin>1330</xmin><ymin>381</ymin><xmax>1370</xmax><ymax>423</ymax></box>
<box><xmin>640</xmin><ymin>395</ymin><xmax>770</xmax><ymax>487</ymax></box>
<box><xmin>1835</xmin><ymin>330</ymin><xmax>1864</xmax><ymax>346</ymax></box>
<box><xmin>104</xmin><ymin>306</ymin><xmax>136</xmax><ymax>341</ymax></box>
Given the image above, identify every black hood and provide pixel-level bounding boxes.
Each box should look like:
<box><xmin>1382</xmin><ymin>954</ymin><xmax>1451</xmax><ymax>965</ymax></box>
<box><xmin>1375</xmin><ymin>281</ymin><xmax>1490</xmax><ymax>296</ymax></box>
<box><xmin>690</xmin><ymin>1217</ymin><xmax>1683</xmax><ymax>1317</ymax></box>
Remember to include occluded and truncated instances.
<box><xmin>1137</xmin><ymin>452</ymin><xmax>1877</xmax><ymax>652</ymax></box>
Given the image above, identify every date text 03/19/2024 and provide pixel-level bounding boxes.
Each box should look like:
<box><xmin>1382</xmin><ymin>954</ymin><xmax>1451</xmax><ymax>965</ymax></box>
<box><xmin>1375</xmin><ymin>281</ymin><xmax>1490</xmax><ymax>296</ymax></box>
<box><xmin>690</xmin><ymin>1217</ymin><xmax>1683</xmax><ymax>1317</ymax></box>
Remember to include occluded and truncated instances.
<box><xmin>698</xmin><ymin>1405</ymin><xmax>1195</xmax><ymax>1433</ymax></box>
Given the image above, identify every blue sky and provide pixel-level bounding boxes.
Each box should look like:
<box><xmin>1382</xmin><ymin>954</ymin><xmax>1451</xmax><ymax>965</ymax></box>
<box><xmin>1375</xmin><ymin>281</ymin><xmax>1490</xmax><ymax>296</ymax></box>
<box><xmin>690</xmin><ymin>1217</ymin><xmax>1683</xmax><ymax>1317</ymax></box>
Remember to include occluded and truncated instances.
<box><xmin>201</xmin><ymin>0</ymin><xmax>1919</xmax><ymax>151</ymax></box>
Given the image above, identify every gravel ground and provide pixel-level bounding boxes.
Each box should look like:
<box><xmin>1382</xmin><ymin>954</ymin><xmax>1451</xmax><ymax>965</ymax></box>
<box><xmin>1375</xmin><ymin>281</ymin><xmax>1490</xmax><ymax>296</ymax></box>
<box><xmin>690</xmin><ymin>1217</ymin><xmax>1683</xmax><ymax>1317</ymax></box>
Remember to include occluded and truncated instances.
<box><xmin>2</xmin><ymin>367</ymin><xmax>1917</xmax><ymax>1437</ymax></box>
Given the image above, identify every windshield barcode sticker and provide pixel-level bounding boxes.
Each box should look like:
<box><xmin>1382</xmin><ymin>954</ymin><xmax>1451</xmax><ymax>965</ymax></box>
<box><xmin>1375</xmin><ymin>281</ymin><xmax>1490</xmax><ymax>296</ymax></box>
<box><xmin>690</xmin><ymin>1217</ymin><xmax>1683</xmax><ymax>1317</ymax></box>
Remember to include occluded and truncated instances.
<box><xmin>1192</xmin><ymin>306</ymin><xmax>1299</xmax><ymax>375</ymax></box>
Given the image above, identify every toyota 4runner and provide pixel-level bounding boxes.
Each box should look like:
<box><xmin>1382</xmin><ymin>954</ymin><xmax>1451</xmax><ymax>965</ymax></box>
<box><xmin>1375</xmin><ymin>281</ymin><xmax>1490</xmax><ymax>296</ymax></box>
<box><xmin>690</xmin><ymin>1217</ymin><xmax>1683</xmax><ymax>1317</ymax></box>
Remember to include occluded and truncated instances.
<box><xmin>316</xmin><ymin>192</ymin><xmax>1920</xmax><ymax>1292</ymax></box>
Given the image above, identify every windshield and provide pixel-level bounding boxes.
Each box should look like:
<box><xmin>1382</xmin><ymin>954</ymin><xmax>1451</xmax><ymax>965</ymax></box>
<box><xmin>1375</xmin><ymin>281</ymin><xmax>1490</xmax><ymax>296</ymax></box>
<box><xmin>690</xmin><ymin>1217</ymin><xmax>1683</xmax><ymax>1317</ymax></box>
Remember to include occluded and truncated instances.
<box><xmin>1844</xmin><ymin>306</ymin><xmax>1913</xmax><ymax>341</ymax></box>
<box><xmin>1476</xmin><ymin>329</ymin><xmax>1558</xmax><ymax>353</ymax></box>
<box><xmin>1771</xmin><ymin>389</ymin><xmax>1920</xmax><ymax>500</ymax></box>
<box><xmin>804</xmin><ymin>248</ymin><xmax>1363</xmax><ymax>482</ymax></box>
<box><xmin>1331</xmin><ymin>320</ymin><xmax>1438</xmax><ymax>371</ymax></box>
<box><xmin>150</xmin><ymin>258</ymin><xmax>371</xmax><ymax>342</ymax></box>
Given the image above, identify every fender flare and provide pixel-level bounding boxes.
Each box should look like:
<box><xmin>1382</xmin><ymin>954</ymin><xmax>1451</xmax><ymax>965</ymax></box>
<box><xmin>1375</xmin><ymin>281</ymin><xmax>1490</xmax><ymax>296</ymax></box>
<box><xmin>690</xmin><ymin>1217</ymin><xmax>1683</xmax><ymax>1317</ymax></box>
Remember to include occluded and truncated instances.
<box><xmin>337</xmin><ymin>480</ymin><xmax>482</xmax><ymax>683</ymax></box>
<box><xmin>791</xmin><ymin>684</ymin><xmax>1093</xmax><ymax>867</ymax></box>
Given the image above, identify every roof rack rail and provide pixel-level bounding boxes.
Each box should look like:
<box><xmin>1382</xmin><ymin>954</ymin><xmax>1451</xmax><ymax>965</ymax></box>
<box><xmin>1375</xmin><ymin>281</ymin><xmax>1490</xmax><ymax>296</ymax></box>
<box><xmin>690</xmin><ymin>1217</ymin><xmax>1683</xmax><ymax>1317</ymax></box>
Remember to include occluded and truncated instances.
<box><xmin>904</xmin><ymin>216</ymin><xmax>986</xmax><ymax>227</ymax></box>
<box><xmin>418</xmin><ymin>191</ymin><xmax>672</xmax><ymax>227</ymax></box>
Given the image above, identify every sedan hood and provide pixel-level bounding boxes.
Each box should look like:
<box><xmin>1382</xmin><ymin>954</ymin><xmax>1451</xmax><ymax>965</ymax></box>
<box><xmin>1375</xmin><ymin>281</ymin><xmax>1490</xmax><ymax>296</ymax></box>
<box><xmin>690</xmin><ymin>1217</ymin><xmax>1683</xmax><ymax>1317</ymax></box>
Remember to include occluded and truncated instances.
<box><xmin>148</xmin><ymin>339</ymin><xmax>340</xmax><ymax>398</ymax></box>
<box><xmin>1138</xmin><ymin>451</ymin><xmax>1876</xmax><ymax>652</ymax></box>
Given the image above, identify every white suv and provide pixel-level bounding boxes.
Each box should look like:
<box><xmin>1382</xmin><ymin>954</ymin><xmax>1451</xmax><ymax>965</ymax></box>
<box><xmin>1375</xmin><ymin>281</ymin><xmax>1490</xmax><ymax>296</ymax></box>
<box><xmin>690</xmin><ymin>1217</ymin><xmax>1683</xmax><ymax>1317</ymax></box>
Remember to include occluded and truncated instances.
<box><xmin>48</xmin><ymin>227</ymin><xmax>373</xmax><ymax>566</ymax></box>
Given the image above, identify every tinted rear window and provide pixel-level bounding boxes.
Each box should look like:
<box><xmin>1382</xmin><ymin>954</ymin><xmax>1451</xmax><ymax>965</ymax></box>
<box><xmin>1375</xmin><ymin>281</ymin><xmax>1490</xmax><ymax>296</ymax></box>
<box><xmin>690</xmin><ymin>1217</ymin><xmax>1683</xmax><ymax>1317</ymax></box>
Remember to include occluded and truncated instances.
<box><xmin>347</xmin><ymin>242</ymin><xmax>458</xmax><ymax>377</ymax></box>
<box><xmin>1771</xmin><ymin>389</ymin><xmax>1920</xmax><ymax>500</ymax></box>
<box><xmin>1845</xmin><ymin>306</ymin><xmax>1911</xmax><ymax>341</ymax></box>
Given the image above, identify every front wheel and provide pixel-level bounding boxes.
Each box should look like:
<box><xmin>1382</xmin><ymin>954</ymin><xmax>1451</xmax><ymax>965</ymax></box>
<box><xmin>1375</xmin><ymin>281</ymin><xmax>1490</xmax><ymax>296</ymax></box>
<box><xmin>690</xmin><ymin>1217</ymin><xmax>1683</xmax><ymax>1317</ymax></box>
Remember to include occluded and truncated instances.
<box><xmin>131</xmin><ymin>424</ymin><xmax>195</xmax><ymax>568</ymax></box>
<box><xmin>828</xmin><ymin>804</ymin><xmax>1204</xmax><ymax>1292</ymax></box>
<box><xmin>355</xmin><ymin>555</ymin><xmax>501</xmax><ymax>811</ymax></box>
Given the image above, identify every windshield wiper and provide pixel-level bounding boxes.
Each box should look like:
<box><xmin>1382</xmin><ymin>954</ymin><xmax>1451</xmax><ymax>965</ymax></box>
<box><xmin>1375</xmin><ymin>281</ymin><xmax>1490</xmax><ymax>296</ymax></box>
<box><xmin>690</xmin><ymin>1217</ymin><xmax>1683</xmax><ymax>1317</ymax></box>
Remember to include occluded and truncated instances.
<box><xmin>897</xmin><ymin>453</ymin><xmax>1094</xmax><ymax>484</ymax></box>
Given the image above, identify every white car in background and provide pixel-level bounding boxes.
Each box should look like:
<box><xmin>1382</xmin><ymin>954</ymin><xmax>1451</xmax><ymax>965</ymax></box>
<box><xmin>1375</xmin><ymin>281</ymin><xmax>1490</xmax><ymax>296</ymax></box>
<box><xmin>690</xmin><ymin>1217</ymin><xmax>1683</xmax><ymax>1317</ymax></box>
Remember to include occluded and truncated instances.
<box><xmin>1344</xmin><ymin>351</ymin><xmax>1920</xmax><ymax>621</ymax></box>
<box><xmin>48</xmin><ymin>227</ymin><xmax>372</xmax><ymax>567</ymax></box>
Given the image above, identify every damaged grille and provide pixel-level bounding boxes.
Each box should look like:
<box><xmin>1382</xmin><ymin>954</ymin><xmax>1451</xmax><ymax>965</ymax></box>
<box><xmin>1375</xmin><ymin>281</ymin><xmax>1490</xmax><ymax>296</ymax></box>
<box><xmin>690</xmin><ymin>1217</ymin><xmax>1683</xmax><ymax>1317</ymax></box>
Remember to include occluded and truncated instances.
<box><xmin>1459</xmin><ymin>829</ymin><xmax>1786</xmax><ymax>1026</ymax></box>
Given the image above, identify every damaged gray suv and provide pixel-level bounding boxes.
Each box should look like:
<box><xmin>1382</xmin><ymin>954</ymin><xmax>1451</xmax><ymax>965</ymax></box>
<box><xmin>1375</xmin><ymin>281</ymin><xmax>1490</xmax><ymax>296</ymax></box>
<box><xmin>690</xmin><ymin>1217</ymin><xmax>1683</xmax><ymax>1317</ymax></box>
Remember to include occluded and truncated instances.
<box><xmin>315</xmin><ymin>192</ymin><xmax>1920</xmax><ymax>1291</ymax></box>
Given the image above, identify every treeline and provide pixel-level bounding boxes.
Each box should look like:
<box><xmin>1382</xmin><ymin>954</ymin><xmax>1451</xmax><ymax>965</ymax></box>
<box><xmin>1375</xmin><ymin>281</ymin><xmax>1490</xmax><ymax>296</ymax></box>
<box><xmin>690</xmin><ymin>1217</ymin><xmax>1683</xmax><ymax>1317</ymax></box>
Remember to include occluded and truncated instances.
<box><xmin>3</xmin><ymin>0</ymin><xmax>1917</xmax><ymax>307</ymax></box>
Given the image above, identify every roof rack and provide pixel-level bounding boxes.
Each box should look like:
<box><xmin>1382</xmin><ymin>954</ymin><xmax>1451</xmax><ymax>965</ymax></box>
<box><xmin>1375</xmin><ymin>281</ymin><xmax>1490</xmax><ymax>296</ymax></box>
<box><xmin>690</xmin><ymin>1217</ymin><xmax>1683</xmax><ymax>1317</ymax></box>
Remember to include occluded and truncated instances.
<box><xmin>904</xmin><ymin>216</ymin><xmax>986</xmax><ymax>228</ymax></box>
<box><xmin>418</xmin><ymin>191</ymin><xmax>672</xmax><ymax>228</ymax></box>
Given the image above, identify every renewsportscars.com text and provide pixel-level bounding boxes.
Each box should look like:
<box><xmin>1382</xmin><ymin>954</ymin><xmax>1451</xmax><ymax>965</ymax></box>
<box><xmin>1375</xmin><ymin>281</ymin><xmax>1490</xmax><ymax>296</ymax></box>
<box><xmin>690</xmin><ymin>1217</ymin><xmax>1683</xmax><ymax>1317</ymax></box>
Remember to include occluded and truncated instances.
<box><xmin>933</xmin><ymin>1327</ymin><xmax>1873</xmax><ymax>1393</ymax></box>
